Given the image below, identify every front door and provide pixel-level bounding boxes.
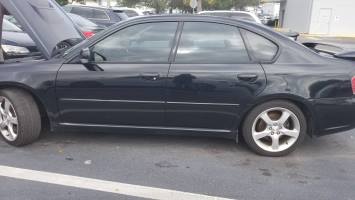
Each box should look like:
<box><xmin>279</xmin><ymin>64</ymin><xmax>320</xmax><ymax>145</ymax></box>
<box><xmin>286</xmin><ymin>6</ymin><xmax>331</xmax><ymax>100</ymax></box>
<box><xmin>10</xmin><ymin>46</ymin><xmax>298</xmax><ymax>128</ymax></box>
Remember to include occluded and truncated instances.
<box><xmin>56</xmin><ymin>22</ymin><xmax>178</xmax><ymax>127</ymax></box>
<box><xmin>166</xmin><ymin>22</ymin><xmax>267</xmax><ymax>131</ymax></box>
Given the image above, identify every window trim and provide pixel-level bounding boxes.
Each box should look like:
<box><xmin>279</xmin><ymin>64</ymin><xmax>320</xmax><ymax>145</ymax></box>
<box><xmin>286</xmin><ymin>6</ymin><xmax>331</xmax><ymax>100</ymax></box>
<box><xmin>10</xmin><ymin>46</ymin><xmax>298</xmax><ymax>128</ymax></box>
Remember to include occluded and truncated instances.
<box><xmin>83</xmin><ymin>21</ymin><xmax>181</xmax><ymax>64</ymax></box>
<box><xmin>172</xmin><ymin>21</ymin><xmax>253</xmax><ymax>65</ymax></box>
<box><xmin>240</xmin><ymin>28</ymin><xmax>280</xmax><ymax>64</ymax></box>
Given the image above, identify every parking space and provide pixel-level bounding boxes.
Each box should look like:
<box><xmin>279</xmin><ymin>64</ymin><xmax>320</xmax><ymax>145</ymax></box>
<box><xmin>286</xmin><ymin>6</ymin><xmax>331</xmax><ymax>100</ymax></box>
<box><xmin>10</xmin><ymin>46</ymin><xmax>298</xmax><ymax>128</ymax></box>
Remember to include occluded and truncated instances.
<box><xmin>1</xmin><ymin>128</ymin><xmax>355</xmax><ymax>200</ymax></box>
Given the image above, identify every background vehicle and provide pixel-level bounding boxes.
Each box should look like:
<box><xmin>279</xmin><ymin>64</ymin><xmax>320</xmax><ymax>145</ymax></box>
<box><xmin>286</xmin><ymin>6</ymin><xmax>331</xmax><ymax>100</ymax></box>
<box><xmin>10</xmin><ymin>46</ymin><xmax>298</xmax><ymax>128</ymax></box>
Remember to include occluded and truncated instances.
<box><xmin>199</xmin><ymin>10</ymin><xmax>298</xmax><ymax>41</ymax></box>
<box><xmin>63</xmin><ymin>5</ymin><xmax>128</xmax><ymax>27</ymax></box>
<box><xmin>4</xmin><ymin>15</ymin><xmax>21</xmax><ymax>28</ymax></box>
<box><xmin>67</xmin><ymin>13</ymin><xmax>104</xmax><ymax>38</ymax></box>
<box><xmin>258</xmin><ymin>14</ymin><xmax>272</xmax><ymax>25</ymax></box>
<box><xmin>2</xmin><ymin>19</ymin><xmax>39</xmax><ymax>59</ymax></box>
<box><xmin>113</xmin><ymin>7</ymin><xmax>143</xmax><ymax>17</ymax></box>
<box><xmin>199</xmin><ymin>11</ymin><xmax>262</xmax><ymax>24</ymax></box>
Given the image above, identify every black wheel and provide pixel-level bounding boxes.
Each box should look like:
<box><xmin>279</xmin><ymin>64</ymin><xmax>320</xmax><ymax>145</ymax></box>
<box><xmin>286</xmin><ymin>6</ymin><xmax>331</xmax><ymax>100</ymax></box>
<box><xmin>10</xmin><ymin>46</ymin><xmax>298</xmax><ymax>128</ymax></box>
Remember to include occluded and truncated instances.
<box><xmin>242</xmin><ymin>100</ymin><xmax>307</xmax><ymax>157</ymax></box>
<box><xmin>0</xmin><ymin>89</ymin><xmax>41</xmax><ymax>146</ymax></box>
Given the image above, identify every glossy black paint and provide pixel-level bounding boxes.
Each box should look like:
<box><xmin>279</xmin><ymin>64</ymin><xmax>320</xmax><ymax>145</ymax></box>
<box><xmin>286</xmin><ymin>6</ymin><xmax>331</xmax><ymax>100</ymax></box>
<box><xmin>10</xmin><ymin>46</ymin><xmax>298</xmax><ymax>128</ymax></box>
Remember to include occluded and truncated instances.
<box><xmin>0</xmin><ymin>15</ymin><xmax>355</xmax><ymax>139</ymax></box>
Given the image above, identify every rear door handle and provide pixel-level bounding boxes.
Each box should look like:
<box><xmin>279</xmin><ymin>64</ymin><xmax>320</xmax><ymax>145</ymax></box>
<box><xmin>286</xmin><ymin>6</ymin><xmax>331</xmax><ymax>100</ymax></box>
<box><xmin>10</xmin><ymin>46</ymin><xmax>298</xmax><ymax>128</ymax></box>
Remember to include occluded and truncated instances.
<box><xmin>237</xmin><ymin>74</ymin><xmax>258</xmax><ymax>82</ymax></box>
<box><xmin>140</xmin><ymin>73</ymin><xmax>160</xmax><ymax>81</ymax></box>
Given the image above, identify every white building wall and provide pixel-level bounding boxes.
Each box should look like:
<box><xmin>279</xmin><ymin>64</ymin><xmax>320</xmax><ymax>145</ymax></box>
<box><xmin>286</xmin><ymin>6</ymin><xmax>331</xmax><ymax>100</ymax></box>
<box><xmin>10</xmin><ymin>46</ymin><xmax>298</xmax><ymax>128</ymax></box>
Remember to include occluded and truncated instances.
<box><xmin>282</xmin><ymin>0</ymin><xmax>313</xmax><ymax>33</ymax></box>
<box><xmin>309</xmin><ymin>0</ymin><xmax>355</xmax><ymax>36</ymax></box>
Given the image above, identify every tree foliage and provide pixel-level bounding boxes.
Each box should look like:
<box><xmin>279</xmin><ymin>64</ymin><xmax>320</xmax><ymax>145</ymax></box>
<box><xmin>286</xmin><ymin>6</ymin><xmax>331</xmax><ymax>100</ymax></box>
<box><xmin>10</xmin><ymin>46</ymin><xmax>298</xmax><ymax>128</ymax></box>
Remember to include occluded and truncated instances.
<box><xmin>121</xmin><ymin>0</ymin><xmax>142</xmax><ymax>7</ymax></box>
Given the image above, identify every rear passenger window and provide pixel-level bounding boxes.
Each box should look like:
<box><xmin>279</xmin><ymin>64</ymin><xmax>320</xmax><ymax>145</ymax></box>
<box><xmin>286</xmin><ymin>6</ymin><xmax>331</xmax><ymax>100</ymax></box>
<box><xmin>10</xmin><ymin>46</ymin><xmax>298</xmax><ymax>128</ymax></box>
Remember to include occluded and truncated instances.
<box><xmin>175</xmin><ymin>22</ymin><xmax>250</xmax><ymax>64</ymax></box>
<box><xmin>241</xmin><ymin>29</ymin><xmax>278</xmax><ymax>61</ymax></box>
<box><xmin>71</xmin><ymin>7</ymin><xmax>92</xmax><ymax>19</ymax></box>
<box><xmin>92</xmin><ymin>9</ymin><xmax>109</xmax><ymax>20</ymax></box>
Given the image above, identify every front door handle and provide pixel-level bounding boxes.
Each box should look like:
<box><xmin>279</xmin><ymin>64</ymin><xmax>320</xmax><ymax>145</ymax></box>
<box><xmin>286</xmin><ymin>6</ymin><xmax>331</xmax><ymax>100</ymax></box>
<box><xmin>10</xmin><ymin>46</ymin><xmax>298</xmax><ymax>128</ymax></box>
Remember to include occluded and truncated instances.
<box><xmin>237</xmin><ymin>74</ymin><xmax>258</xmax><ymax>82</ymax></box>
<box><xmin>140</xmin><ymin>73</ymin><xmax>160</xmax><ymax>81</ymax></box>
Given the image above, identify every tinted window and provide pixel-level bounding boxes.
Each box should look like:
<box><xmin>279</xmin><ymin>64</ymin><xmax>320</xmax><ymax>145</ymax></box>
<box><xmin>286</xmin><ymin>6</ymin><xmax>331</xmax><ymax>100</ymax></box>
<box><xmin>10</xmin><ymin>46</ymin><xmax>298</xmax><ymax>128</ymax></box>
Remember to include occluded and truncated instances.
<box><xmin>175</xmin><ymin>22</ymin><xmax>249</xmax><ymax>64</ymax></box>
<box><xmin>68</xmin><ymin>13</ymin><xmax>99</xmax><ymax>28</ymax></box>
<box><xmin>71</xmin><ymin>7</ymin><xmax>93</xmax><ymax>18</ymax></box>
<box><xmin>92</xmin><ymin>22</ymin><xmax>178</xmax><ymax>63</ymax></box>
<box><xmin>242</xmin><ymin>29</ymin><xmax>278</xmax><ymax>61</ymax></box>
<box><xmin>92</xmin><ymin>9</ymin><xmax>109</xmax><ymax>20</ymax></box>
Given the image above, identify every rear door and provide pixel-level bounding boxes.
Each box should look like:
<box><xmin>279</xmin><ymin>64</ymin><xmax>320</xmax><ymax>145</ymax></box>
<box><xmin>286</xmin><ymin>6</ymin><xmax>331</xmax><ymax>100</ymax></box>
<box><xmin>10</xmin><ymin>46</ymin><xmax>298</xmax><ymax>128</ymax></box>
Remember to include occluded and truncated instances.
<box><xmin>166</xmin><ymin>22</ymin><xmax>267</xmax><ymax>131</ymax></box>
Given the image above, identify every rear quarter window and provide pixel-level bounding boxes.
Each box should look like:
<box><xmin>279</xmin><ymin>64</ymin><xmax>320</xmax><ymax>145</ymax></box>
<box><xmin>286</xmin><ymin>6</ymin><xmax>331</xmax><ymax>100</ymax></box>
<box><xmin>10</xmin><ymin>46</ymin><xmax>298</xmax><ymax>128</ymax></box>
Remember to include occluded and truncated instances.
<box><xmin>241</xmin><ymin>29</ymin><xmax>278</xmax><ymax>62</ymax></box>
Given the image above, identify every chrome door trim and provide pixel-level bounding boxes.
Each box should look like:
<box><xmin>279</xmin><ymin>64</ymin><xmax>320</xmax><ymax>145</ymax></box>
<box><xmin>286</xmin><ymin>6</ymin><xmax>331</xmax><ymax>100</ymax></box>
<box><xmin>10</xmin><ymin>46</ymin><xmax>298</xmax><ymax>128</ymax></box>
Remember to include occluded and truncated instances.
<box><xmin>60</xmin><ymin>98</ymin><xmax>239</xmax><ymax>106</ymax></box>
<box><xmin>167</xmin><ymin>101</ymin><xmax>239</xmax><ymax>106</ymax></box>
<box><xmin>60</xmin><ymin>98</ymin><xmax>165</xmax><ymax>104</ymax></box>
<box><xmin>60</xmin><ymin>123</ymin><xmax>232</xmax><ymax>133</ymax></box>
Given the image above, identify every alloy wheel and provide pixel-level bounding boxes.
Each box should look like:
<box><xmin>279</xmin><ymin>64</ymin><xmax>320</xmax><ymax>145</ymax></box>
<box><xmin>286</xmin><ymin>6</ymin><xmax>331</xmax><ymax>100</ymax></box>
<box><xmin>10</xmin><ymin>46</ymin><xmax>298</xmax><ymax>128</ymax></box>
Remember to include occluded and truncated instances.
<box><xmin>251</xmin><ymin>107</ymin><xmax>300</xmax><ymax>152</ymax></box>
<box><xmin>0</xmin><ymin>96</ymin><xmax>19</xmax><ymax>142</ymax></box>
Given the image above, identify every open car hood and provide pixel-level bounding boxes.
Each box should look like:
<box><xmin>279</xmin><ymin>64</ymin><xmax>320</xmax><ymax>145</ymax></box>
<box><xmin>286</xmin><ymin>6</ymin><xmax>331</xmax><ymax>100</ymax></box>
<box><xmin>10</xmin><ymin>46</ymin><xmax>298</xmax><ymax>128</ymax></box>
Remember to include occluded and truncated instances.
<box><xmin>0</xmin><ymin>0</ymin><xmax>85</xmax><ymax>59</ymax></box>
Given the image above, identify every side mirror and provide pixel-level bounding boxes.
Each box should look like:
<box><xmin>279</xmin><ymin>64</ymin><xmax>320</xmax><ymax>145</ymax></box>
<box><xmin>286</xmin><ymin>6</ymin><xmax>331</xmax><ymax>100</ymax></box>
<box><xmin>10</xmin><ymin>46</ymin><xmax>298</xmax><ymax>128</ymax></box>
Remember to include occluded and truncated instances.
<box><xmin>80</xmin><ymin>48</ymin><xmax>91</xmax><ymax>64</ymax></box>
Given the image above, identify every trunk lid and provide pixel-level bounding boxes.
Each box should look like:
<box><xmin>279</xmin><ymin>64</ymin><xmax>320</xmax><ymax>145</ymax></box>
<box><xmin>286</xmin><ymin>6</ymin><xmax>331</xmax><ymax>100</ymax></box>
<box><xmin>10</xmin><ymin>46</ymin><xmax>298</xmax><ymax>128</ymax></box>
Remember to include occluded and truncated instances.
<box><xmin>0</xmin><ymin>0</ymin><xmax>85</xmax><ymax>59</ymax></box>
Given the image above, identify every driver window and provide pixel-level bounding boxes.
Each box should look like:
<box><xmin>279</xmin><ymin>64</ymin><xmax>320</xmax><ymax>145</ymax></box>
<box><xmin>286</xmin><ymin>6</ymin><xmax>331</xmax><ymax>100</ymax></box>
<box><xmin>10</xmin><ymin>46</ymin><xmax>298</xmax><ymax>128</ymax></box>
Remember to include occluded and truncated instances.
<box><xmin>91</xmin><ymin>22</ymin><xmax>178</xmax><ymax>63</ymax></box>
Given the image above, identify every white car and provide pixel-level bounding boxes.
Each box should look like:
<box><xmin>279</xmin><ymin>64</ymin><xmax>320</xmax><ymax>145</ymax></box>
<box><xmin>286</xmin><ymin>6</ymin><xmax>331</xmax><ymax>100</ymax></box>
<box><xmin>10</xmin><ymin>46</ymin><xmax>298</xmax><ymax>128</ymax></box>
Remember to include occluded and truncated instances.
<box><xmin>198</xmin><ymin>11</ymin><xmax>262</xmax><ymax>24</ymax></box>
<box><xmin>112</xmin><ymin>7</ymin><xmax>144</xmax><ymax>17</ymax></box>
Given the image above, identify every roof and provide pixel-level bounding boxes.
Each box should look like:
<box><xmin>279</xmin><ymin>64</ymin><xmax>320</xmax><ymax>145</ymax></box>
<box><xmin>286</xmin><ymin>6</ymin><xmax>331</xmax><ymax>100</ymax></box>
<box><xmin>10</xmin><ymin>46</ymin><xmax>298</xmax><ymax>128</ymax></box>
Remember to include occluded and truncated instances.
<box><xmin>64</xmin><ymin>4</ymin><xmax>123</xmax><ymax>11</ymax></box>
<box><xmin>199</xmin><ymin>10</ymin><xmax>254</xmax><ymax>14</ymax></box>
<box><xmin>126</xmin><ymin>14</ymin><xmax>256</xmax><ymax>24</ymax></box>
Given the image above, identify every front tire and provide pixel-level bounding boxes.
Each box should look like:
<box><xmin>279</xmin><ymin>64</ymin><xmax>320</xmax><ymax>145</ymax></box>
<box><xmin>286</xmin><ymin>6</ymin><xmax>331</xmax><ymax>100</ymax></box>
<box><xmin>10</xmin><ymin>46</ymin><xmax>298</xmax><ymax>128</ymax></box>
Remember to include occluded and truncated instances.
<box><xmin>0</xmin><ymin>89</ymin><xmax>41</xmax><ymax>146</ymax></box>
<box><xmin>242</xmin><ymin>100</ymin><xmax>307</xmax><ymax>157</ymax></box>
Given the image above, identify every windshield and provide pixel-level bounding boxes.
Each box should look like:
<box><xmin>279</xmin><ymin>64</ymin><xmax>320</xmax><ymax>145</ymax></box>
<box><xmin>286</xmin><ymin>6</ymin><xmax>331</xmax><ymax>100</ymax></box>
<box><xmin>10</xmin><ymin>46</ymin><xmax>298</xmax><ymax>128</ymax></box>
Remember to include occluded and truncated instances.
<box><xmin>2</xmin><ymin>19</ymin><xmax>22</xmax><ymax>32</ymax></box>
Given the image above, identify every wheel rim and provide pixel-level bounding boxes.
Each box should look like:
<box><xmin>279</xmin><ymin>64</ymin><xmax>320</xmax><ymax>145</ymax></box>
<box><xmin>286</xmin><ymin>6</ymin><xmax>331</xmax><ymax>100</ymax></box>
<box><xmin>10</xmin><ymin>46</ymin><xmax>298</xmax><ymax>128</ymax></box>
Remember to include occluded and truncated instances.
<box><xmin>0</xmin><ymin>96</ymin><xmax>18</xmax><ymax>142</ymax></box>
<box><xmin>251</xmin><ymin>107</ymin><xmax>300</xmax><ymax>153</ymax></box>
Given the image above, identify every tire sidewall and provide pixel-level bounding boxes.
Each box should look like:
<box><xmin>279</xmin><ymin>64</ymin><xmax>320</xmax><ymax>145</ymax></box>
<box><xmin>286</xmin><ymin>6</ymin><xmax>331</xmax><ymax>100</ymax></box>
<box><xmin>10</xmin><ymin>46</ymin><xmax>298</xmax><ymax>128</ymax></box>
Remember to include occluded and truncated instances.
<box><xmin>242</xmin><ymin>100</ymin><xmax>307</xmax><ymax>157</ymax></box>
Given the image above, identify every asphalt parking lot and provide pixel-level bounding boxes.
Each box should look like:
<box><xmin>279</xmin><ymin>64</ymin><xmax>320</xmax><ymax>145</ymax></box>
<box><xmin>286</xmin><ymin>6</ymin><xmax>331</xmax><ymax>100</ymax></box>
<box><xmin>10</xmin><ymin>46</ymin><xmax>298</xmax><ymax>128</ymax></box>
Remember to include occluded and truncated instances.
<box><xmin>1</xmin><ymin>128</ymin><xmax>355</xmax><ymax>200</ymax></box>
<box><xmin>1</xmin><ymin>37</ymin><xmax>355</xmax><ymax>200</ymax></box>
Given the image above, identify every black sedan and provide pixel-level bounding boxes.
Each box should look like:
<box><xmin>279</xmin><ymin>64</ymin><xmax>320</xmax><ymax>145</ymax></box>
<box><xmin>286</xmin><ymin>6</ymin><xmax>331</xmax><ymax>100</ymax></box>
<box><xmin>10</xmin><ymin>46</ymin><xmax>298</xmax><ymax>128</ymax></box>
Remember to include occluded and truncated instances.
<box><xmin>1</xmin><ymin>0</ymin><xmax>355</xmax><ymax>156</ymax></box>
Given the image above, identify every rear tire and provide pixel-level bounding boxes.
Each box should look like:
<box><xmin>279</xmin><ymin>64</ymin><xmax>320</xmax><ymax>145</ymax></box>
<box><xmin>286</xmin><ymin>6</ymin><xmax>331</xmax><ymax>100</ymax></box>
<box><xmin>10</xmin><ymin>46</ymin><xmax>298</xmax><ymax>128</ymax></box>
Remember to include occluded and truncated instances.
<box><xmin>0</xmin><ymin>89</ymin><xmax>41</xmax><ymax>146</ymax></box>
<box><xmin>242</xmin><ymin>100</ymin><xmax>307</xmax><ymax>157</ymax></box>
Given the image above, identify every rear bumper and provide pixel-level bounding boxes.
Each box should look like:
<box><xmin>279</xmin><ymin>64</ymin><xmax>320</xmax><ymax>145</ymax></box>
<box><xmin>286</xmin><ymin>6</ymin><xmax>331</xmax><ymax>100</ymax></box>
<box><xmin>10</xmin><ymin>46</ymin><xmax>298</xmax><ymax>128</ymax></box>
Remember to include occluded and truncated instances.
<box><xmin>311</xmin><ymin>97</ymin><xmax>355</xmax><ymax>136</ymax></box>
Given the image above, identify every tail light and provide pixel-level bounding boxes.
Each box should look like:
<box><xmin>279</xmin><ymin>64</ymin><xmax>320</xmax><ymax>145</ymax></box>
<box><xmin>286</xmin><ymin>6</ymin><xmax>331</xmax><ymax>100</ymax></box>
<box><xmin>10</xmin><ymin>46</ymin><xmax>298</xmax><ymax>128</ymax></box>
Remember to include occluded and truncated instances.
<box><xmin>352</xmin><ymin>76</ymin><xmax>355</xmax><ymax>94</ymax></box>
<box><xmin>83</xmin><ymin>31</ymin><xmax>95</xmax><ymax>38</ymax></box>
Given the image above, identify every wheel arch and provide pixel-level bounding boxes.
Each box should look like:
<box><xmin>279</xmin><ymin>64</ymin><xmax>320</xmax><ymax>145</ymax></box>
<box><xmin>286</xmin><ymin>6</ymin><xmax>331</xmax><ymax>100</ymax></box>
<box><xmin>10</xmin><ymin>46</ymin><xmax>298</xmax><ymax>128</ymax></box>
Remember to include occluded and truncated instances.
<box><xmin>0</xmin><ymin>82</ymin><xmax>52</xmax><ymax>132</ymax></box>
<box><xmin>238</xmin><ymin>94</ymin><xmax>315</xmax><ymax>138</ymax></box>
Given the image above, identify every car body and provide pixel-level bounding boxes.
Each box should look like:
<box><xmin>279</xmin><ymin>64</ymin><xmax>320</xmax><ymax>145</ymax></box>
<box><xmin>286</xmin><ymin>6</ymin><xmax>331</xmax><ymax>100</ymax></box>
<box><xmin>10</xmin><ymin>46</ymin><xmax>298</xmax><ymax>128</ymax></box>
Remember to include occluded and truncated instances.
<box><xmin>113</xmin><ymin>7</ymin><xmax>144</xmax><ymax>18</ymax></box>
<box><xmin>199</xmin><ymin>11</ymin><xmax>262</xmax><ymax>24</ymax></box>
<box><xmin>2</xmin><ymin>19</ymin><xmax>39</xmax><ymax>59</ymax></box>
<box><xmin>64</xmin><ymin>5</ymin><xmax>128</xmax><ymax>27</ymax></box>
<box><xmin>67</xmin><ymin>13</ymin><xmax>105</xmax><ymax>38</ymax></box>
<box><xmin>0</xmin><ymin>0</ymin><xmax>355</xmax><ymax>156</ymax></box>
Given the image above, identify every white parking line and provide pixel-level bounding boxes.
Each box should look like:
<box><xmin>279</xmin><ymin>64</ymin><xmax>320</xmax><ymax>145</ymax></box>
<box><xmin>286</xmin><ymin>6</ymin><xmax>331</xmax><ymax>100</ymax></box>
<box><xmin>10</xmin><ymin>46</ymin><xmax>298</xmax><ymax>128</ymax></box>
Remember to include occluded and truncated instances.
<box><xmin>0</xmin><ymin>165</ymin><xmax>234</xmax><ymax>200</ymax></box>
